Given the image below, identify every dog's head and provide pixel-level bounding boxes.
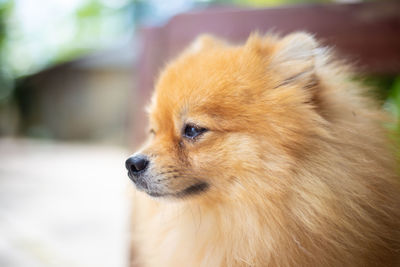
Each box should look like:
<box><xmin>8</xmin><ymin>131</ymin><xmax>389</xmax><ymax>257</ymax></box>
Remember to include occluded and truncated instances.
<box><xmin>126</xmin><ymin>32</ymin><xmax>328</xmax><ymax>200</ymax></box>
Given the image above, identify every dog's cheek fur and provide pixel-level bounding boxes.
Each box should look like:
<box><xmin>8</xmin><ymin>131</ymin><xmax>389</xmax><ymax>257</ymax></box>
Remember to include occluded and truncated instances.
<box><xmin>187</xmin><ymin>132</ymin><xmax>298</xmax><ymax>199</ymax></box>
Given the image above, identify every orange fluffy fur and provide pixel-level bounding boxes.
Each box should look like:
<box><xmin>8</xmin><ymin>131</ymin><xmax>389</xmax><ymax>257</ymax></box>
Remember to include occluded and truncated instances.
<box><xmin>129</xmin><ymin>32</ymin><xmax>400</xmax><ymax>266</ymax></box>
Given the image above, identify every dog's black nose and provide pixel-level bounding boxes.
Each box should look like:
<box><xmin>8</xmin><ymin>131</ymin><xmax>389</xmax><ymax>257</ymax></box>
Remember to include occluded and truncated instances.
<box><xmin>125</xmin><ymin>155</ymin><xmax>149</xmax><ymax>175</ymax></box>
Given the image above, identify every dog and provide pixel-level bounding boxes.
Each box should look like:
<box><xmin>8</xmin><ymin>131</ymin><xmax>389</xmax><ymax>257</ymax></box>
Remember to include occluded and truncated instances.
<box><xmin>126</xmin><ymin>32</ymin><xmax>400</xmax><ymax>266</ymax></box>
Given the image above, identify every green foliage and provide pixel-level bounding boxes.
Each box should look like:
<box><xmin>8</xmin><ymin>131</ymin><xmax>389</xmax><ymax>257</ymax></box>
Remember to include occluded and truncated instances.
<box><xmin>0</xmin><ymin>0</ymin><xmax>13</xmax><ymax>103</ymax></box>
<box><xmin>386</xmin><ymin>77</ymin><xmax>400</xmax><ymax>118</ymax></box>
<box><xmin>384</xmin><ymin>77</ymin><xmax>400</xmax><ymax>145</ymax></box>
<box><xmin>51</xmin><ymin>1</ymin><xmax>109</xmax><ymax>63</ymax></box>
<box><xmin>361</xmin><ymin>75</ymin><xmax>400</xmax><ymax>151</ymax></box>
<box><xmin>55</xmin><ymin>0</ymin><xmax>131</xmax><ymax>64</ymax></box>
<box><xmin>76</xmin><ymin>0</ymin><xmax>104</xmax><ymax>18</ymax></box>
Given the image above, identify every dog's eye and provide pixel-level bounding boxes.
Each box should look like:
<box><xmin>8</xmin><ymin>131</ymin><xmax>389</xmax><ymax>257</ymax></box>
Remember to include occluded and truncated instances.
<box><xmin>183</xmin><ymin>124</ymin><xmax>207</xmax><ymax>139</ymax></box>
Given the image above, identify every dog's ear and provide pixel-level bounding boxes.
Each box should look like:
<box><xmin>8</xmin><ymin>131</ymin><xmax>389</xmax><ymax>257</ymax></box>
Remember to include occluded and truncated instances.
<box><xmin>270</xmin><ymin>32</ymin><xmax>321</xmax><ymax>88</ymax></box>
<box><xmin>244</xmin><ymin>32</ymin><xmax>276</xmax><ymax>56</ymax></box>
<box><xmin>185</xmin><ymin>34</ymin><xmax>225</xmax><ymax>54</ymax></box>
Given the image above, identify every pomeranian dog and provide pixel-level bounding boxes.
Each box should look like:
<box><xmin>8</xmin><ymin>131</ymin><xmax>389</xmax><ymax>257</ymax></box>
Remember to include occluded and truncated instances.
<box><xmin>125</xmin><ymin>32</ymin><xmax>400</xmax><ymax>267</ymax></box>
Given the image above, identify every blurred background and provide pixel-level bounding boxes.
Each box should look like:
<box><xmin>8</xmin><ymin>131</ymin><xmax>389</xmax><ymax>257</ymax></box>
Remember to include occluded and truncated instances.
<box><xmin>0</xmin><ymin>0</ymin><xmax>398</xmax><ymax>266</ymax></box>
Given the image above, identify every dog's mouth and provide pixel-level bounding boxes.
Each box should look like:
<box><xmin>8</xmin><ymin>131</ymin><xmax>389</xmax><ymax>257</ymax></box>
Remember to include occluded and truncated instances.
<box><xmin>145</xmin><ymin>182</ymin><xmax>209</xmax><ymax>198</ymax></box>
<box><xmin>176</xmin><ymin>182</ymin><xmax>209</xmax><ymax>197</ymax></box>
<box><xmin>127</xmin><ymin>167</ymin><xmax>209</xmax><ymax>199</ymax></box>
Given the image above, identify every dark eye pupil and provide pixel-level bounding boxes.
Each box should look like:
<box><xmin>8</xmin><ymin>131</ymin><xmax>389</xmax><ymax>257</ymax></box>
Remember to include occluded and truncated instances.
<box><xmin>183</xmin><ymin>124</ymin><xmax>206</xmax><ymax>139</ymax></box>
<box><xmin>187</xmin><ymin>127</ymin><xmax>196</xmax><ymax>137</ymax></box>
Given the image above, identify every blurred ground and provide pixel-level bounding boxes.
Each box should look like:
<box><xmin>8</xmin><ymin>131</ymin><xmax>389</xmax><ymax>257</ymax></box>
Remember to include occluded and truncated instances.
<box><xmin>0</xmin><ymin>138</ymin><xmax>131</xmax><ymax>267</ymax></box>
